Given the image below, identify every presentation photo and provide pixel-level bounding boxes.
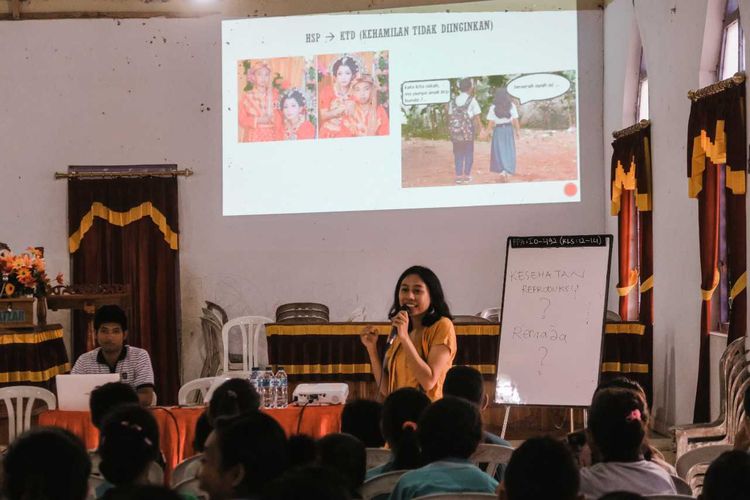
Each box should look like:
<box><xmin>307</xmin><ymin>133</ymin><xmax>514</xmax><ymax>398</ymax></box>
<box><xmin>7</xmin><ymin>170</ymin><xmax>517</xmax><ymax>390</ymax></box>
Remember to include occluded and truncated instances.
<box><xmin>401</xmin><ymin>71</ymin><xmax>578</xmax><ymax>188</ymax></box>
<box><xmin>222</xmin><ymin>8</ymin><xmax>580</xmax><ymax>215</ymax></box>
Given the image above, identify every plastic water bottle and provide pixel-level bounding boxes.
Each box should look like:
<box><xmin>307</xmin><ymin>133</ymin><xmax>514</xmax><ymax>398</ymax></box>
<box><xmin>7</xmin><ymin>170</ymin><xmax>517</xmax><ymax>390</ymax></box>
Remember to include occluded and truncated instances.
<box><xmin>261</xmin><ymin>366</ymin><xmax>274</xmax><ymax>409</ymax></box>
<box><xmin>275</xmin><ymin>367</ymin><xmax>288</xmax><ymax>408</ymax></box>
<box><xmin>249</xmin><ymin>367</ymin><xmax>260</xmax><ymax>394</ymax></box>
<box><xmin>268</xmin><ymin>368</ymin><xmax>279</xmax><ymax>409</ymax></box>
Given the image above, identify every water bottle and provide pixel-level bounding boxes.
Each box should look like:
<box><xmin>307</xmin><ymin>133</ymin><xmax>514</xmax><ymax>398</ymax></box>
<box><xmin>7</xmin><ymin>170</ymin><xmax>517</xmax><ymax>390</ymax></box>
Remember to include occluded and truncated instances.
<box><xmin>261</xmin><ymin>366</ymin><xmax>274</xmax><ymax>409</ymax></box>
<box><xmin>269</xmin><ymin>368</ymin><xmax>279</xmax><ymax>409</ymax></box>
<box><xmin>249</xmin><ymin>367</ymin><xmax>260</xmax><ymax>394</ymax></box>
<box><xmin>275</xmin><ymin>367</ymin><xmax>288</xmax><ymax>408</ymax></box>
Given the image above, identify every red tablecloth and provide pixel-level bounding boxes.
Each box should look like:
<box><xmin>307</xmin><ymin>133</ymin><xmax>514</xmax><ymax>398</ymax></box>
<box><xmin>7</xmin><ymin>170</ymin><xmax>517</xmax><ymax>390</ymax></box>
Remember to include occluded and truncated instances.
<box><xmin>38</xmin><ymin>404</ymin><xmax>343</xmax><ymax>476</ymax></box>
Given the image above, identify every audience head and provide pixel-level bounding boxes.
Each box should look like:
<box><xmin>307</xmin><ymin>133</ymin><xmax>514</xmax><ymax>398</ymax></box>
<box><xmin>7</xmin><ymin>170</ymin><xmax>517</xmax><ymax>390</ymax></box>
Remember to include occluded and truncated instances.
<box><xmin>588</xmin><ymin>388</ymin><xmax>646</xmax><ymax>462</ymax></box>
<box><xmin>208</xmin><ymin>378</ymin><xmax>260</xmax><ymax>425</ymax></box>
<box><xmin>288</xmin><ymin>434</ymin><xmax>318</xmax><ymax>468</ymax></box>
<box><xmin>3</xmin><ymin>427</ymin><xmax>91</xmax><ymax>500</ymax></box>
<box><xmin>198</xmin><ymin>412</ymin><xmax>289</xmax><ymax>500</ymax></box>
<box><xmin>193</xmin><ymin>410</ymin><xmax>212</xmax><ymax>453</ymax></box>
<box><xmin>98</xmin><ymin>403</ymin><xmax>161</xmax><ymax>486</ymax></box>
<box><xmin>418</xmin><ymin>396</ymin><xmax>482</xmax><ymax>463</ymax></box>
<box><xmin>261</xmin><ymin>465</ymin><xmax>351</xmax><ymax>500</ymax></box>
<box><xmin>381</xmin><ymin>387</ymin><xmax>431</xmax><ymax>470</ymax></box>
<box><xmin>316</xmin><ymin>433</ymin><xmax>366</xmax><ymax>496</ymax></box>
<box><xmin>500</xmin><ymin>436</ymin><xmax>581</xmax><ymax>500</ymax></box>
<box><xmin>341</xmin><ymin>399</ymin><xmax>385</xmax><ymax>448</ymax></box>
<box><xmin>90</xmin><ymin>381</ymin><xmax>140</xmax><ymax>430</ymax></box>
<box><xmin>699</xmin><ymin>450</ymin><xmax>750</xmax><ymax>500</ymax></box>
<box><xmin>443</xmin><ymin>365</ymin><xmax>487</xmax><ymax>408</ymax></box>
<box><xmin>595</xmin><ymin>376</ymin><xmax>647</xmax><ymax>405</ymax></box>
<box><xmin>389</xmin><ymin>265</ymin><xmax>452</xmax><ymax>328</ymax></box>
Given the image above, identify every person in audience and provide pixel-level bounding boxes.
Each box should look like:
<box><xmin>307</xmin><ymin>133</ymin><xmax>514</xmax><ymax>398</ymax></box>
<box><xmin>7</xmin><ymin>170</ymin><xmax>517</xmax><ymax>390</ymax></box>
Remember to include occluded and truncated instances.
<box><xmin>498</xmin><ymin>436</ymin><xmax>582</xmax><ymax>500</ymax></box>
<box><xmin>366</xmin><ymin>387</ymin><xmax>431</xmax><ymax>480</ymax></box>
<box><xmin>90</xmin><ymin>381</ymin><xmax>140</xmax><ymax>430</ymax></box>
<box><xmin>288</xmin><ymin>434</ymin><xmax>318</xmax><ymax>468</ymax></box>
<box><xmin>2</xmin><ymin>427</ymin><xmax>91</xmax><ymax>500</ymax></box>
<box><xmin>341</xmin><ymin>398</ymin><xmax>385</xmax><ymax>448</ymax></box>
<box><xmin>342</xmin><ymin>74</ymin><xmax>389</xmax><ymax>137</ymax></box>
<box><xmin>193</xmin><ymin>410</ymin><xmax>212</xmax><ymax>453</ymax></box>
<box><xmin>732</xmin><ymin>384</ymin><xmax>750</xmax><ymax>450</ymax></box>
<box><xmin>699</xmin><ymin>449</ymin><xmax>750</xmax><ymax>500</ymax></box>
<box><xmin>390</xmin><ymin>396</ymin><xmax>497</xmax><ymax>499</ymax></box>
<box><xmin>443</xmin><ymin>365</ymin><xmax>511</xmax><ymax>446</ymax></box>
<box><xmin>102</xmin><ymin>485</ymin><xmax>182</xmax><ymax>500</ymax></box>
<box><xmin>317</xmin><ymin>433</ymin><xmax>366</xmax><ymax>497</ymax></box>
<box><xmin>207</xmin><ymin>378</ymin><xmax>260</xmax><ymax>425</ymax></box>
<box><xmin>97</xmin><ymin>403</ymin><xmax>162</xmax><ymax>498</ymax></box>
<box><xmin>198</xmin><ymin>412</ymin><xmax>289</xmax><ymax>500</ymax></box>
<box><xmin>71</xmin><ymin>305</ymin><xmax>155</xmax><ymax>406</ymax></box>
<box><xmin>360</xmin><ymin>265</ymin><xmax>456</xmax><ymax>400</ymax></box>
<box><xmin>568</xmin><ymin>377</ymin><xmax>674</xmax><ymax>475</ymax></box>
<box><xmin>261</xmin><ymin>465</ymin><xmax>352</xmax><ymax>500</ymax></box>
<box><xmin>579</xmin><ymin>388</ymin><xmax>677</xmax><ymax>499</ymax></box>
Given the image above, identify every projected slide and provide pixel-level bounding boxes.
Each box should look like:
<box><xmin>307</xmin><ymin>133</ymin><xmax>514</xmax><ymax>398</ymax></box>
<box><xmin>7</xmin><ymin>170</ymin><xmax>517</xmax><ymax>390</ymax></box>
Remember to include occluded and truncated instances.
<box><xmin>222</xmin><ymin>7</ymin><xmax>579</xmax><ymax>216</ymax></box>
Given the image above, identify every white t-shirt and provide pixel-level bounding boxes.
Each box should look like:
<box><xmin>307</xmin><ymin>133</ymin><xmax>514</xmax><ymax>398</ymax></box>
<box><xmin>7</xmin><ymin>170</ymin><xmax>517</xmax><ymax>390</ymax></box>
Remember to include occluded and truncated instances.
<box><xmin>579</xmin><ymin>460</ymin><xmax>677</xmax><ymax>500</ymax></box>
<box><xmin>451</xmin><ymin>92</ymin><xmax>482</xmax><ymax>118</ymax></box>
<box><xmin>486</xmin><ymin>103</ymin><xmax>519</xmax><ymax>125</ymax></box>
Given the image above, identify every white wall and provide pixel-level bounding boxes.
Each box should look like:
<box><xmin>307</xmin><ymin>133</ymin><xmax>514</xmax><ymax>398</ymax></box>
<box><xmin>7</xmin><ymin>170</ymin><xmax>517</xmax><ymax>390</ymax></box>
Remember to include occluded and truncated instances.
<box><xmin>0</xmin><ymin>8</ymin><xmax>604</xmax><ymax>384</ymax></box>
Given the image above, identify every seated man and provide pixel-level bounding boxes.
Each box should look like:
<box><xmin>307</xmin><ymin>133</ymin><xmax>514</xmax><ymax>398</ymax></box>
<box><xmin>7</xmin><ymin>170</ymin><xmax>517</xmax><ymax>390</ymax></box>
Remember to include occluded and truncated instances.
<box><xmin>72</xmin><ymin>305</ymin><xmax>155</xmax><ymax>406</ymax></box>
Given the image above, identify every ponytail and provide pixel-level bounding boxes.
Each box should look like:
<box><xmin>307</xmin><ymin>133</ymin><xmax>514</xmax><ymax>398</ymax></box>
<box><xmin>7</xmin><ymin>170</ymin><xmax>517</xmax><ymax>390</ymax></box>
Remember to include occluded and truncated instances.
<box><xmin>392</xmin><ymin>424</ymin><xmax>422</xmax><ymax>470</ymax></box>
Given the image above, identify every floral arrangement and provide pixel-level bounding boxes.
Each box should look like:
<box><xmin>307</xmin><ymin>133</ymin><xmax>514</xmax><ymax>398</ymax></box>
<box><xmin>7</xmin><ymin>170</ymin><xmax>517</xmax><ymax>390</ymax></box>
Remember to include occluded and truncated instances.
<box><xmin>0</xmin><ymin>247</ymin><xmax>63</xmax><ymax>299</ymax></box>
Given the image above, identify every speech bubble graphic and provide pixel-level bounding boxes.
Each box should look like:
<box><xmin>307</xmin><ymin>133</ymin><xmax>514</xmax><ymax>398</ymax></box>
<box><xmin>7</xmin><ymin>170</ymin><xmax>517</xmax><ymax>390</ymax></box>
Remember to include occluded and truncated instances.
<box><xmin>401</xmin><ymin>79</ymin><xmax>451</xmax><ymax>106</ymax></box>
<box><xmin>507</xmin><ymin>73</ymin><xmax>571</xmax><ymax>104</ymax></box>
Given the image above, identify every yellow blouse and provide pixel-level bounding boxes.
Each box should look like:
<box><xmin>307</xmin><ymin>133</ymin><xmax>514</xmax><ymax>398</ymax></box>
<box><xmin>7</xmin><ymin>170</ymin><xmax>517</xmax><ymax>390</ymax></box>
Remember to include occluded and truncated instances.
<box><xmin>384</xmin><ymin>316</ymin><xmax>457</xmax><ymax>400</ymax></box>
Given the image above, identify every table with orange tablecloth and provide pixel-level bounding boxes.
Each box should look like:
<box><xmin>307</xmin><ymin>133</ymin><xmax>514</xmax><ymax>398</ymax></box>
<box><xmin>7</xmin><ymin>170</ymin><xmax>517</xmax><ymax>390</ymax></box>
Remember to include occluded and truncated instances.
<box><xmin>38</xmin><ymin>404</ymin><xmax>343</xmax><ymax>477</ymax></box>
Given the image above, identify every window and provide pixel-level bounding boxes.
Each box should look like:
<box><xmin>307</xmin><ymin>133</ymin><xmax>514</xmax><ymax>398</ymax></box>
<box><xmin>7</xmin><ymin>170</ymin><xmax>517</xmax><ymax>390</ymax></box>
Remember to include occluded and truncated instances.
<box><xmin>718</xmin><ymin>0</ymin><xmax>745</xmax><ymax>80</ymax></box>
<box><xmin>636</xmin><ymin>48</ymin><xmax>648</xmax><ymax>121</ymax></box>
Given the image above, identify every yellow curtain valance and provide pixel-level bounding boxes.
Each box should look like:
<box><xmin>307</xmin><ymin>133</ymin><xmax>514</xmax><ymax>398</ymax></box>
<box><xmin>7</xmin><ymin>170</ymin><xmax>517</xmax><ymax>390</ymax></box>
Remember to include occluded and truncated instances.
<box><xmin>610</xmin><ymin>132</ymin><xmax>653</xmax><ymax>214</ymax></box>
<box><xmin>688</xmin><ymin>121</ymin><xmax>745</xmax><ymax>197</ymax></box>
<box><xmin>69</xmin><ymin>201</ymin><xmax>179</xmax><ymax>253</ymax></box>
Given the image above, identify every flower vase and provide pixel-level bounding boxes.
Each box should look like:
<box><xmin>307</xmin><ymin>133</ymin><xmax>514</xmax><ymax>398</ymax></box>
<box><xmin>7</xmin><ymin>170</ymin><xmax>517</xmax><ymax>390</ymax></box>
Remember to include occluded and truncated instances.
<box><xmin>36</xmin><ymin>295</ymin><xmax>47</xmax><ymax>326</ymax></box>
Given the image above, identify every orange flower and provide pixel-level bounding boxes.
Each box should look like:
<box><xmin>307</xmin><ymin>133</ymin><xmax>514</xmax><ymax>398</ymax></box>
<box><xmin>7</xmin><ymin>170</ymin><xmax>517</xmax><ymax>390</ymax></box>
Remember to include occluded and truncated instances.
<box><xmin>16</xmin><ymin>268</ymin><xmax>32</xmax><ymax>282</ymax></box>
<box><xmin>3</xmin><ymin>283</ymin><xmax>15</xmax><ymax>297</ymax></box>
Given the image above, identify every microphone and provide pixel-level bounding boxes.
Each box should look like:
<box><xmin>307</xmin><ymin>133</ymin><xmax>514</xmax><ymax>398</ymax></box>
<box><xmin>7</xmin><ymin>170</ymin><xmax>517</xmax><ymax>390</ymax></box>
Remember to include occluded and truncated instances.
<box><xmin>387</xmin><ymin>304</ymin><xmax>411</xmax><ymax>346</ymax></box>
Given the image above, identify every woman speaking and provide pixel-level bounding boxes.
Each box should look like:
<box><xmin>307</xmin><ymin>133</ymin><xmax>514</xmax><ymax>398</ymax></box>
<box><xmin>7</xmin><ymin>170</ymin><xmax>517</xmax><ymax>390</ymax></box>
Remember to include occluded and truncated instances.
<box><xmin>360</xmin><ymin>266</ymin><xmax>457</xmax><ymax>400</ymax></box>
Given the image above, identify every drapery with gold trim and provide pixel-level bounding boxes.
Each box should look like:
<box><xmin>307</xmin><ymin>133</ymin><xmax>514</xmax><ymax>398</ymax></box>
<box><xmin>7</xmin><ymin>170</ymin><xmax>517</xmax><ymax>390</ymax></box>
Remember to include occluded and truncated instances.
<box><xmin>68</xmin><ymin>176</ymin><xmax>180</xmax><ymax>404</ymax></box>
<box><xmin>687</xmin><ymin>84</ymin><xmax>746</xmax><ymax>422</ymax></box>
<box><xmin>609</xmin><ymin>124</ymin><xmax>654</xmax><ymax>403</ymax></box>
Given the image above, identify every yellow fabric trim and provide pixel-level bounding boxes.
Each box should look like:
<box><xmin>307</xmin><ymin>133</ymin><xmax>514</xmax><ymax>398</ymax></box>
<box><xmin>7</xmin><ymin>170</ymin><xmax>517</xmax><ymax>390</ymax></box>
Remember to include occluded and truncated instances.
<box><xmin>69</xmin><ymin>201</ymin><xmax>179</xmax><ymax>253</ymax></box>
<box><xmin>725</xmin><ymin>164</ymin><xmax>746</xmax><ymax>195</ymax></box>
<box><xmin>636</xmin><ymin>136</ymin><xmax>653</xmax><ymax>212</ymax></box>
<box><xmin>604</xmin><ymin>323</ymin><xmax>646</xmax><ymax>335</ymax></box>
<box><xmin>611</xmin><ymin>160</ymin><xmax>637</xmax><ymax>215</ymax></box>
<box><xmin>0</xmin><ymin>328</ymin><xmax>64</xmax><ymax>345</ymax></box>
<box><xmin>702</xmin><ymin>268</ymin><xmax>721</xmax><ymax>301</ymax></box>
<box><xmin>730</xmin><ymin>271</ymin><xmax>747</xmax><ymax>301</ymax></box>
<box><xmin>281</xmin><ymin>363</ymin><xmax>496</xmax><ymax>376</ymax></box>
<box><xmin>0</xmin><ymin>362</ymin><xmax>71</xmax><ymax>383</ymax></box>
<box><xmin>265</xmin><ymin>324</ymin><xmax>500</xmax><ymax>337</ymax></box>
<box><xmin>690</xmin><ymin>122</ymin><xmax>728</xmax><ymax>198</ymax></box>
<box><xmin>617</xmin><ymin>268</ymin><xmax>640</xmax><ymax>297</ymax></box>
<box><xmin>640</xmin><ymin>275</ymin><xmax>654</xmax><ymax>293</ymax></box>
<box><xmin>601</xmin><ymin>362</ymin><xmax>649</xmax><ymax>374</ymax></box>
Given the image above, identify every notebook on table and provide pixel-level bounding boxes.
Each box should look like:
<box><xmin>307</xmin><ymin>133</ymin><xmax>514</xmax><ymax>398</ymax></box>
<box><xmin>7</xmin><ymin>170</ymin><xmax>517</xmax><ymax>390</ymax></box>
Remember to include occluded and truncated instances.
<box><xmin>55</xmin><ymin>374</ymin><xmax>122</xmax><ymax>411</ymax></box>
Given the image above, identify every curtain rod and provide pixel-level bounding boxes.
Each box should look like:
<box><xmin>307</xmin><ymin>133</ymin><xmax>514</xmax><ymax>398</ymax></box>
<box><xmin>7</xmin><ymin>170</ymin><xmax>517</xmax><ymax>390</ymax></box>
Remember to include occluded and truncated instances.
<box><xmin>688</xmin><ymin>72</ymin><xmax>745</xmax><ymax>102</ymax></box>
<box><xmin>54</xmin><ymin>168</ymin><xmax>193</xmax><ymax>180</ymax></box>
<box><xmin>612</xmin><ymin>119</ymin><xmax>651</xmax><ymax>139</ymax></box>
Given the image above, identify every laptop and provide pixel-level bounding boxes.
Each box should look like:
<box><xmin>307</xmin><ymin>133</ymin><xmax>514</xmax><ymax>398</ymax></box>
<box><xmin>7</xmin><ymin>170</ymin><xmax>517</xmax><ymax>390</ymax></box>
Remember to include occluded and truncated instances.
<box><xmin>56</xmin><ymin>374</ymin><xmax>122</xmax><ymax>411</ymax></box>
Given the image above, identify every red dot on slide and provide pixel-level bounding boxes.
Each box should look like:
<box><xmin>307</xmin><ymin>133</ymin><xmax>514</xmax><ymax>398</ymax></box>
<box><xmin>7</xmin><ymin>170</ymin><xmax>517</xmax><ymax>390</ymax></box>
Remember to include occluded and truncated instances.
<box><xmin>564</xmin><ymin>183</ymin><xmax>578</xmax><ymax>197</ymax></box>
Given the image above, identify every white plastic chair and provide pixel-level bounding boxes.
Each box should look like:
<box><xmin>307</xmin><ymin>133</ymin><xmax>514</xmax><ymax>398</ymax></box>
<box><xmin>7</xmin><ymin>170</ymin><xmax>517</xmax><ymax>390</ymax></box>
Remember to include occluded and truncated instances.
<box><xmin>366</xmin><ymin>447</ymin><xmax>392</xmax><ymax>469</ymax></box>
<box><xmin>0</xmin><ymin>386</ymin><xmax>56</xmax><ymax>443</ymax></box>
<box><xmin>171</xmin><ymin>454</ymin><xmax>203</xmax><ymax>486</ymax></box>
<box><xmin>221</xmin><ymin>316</ymin><xmax>273</xmax><ymax>373</ymax></box>
<box><xmin>477</xmin><ymin>307</ymin><xmax>501</xmax><ymax>322</ymax></box>
<box><xmin>670</xmin><ymin>475</ymin><xmax>693</xmax><ymax>496</ymax></box>
<box><xmin>174</xmin><ymin>477</ymin><xmax>209</xmax><ymax>499</ymax></box>
<box><xmin>675</xmin><ymin>443</ymin><xmax>732</xmax><ymax>479</ymax></box>
<box><xmin>360</xmin><ymin>470</ymin><xmax>408</xmax><ymax>500</ymax></box>
<box><xmin>178</xmin><ymin>377</ymin><xmax>216</xmax><ymax>406</ymax></box>
<box><xmin>469</xmin><ymin>443</ymin><xmax>514</xmax><ymax>478</ymax></box>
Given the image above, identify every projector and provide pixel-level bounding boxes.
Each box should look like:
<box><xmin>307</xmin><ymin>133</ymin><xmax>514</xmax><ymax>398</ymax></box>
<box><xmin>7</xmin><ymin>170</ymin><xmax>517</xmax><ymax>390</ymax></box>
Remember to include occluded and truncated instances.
<box><xmin>292</xmin><ymin>383</ymin><xmax>349</xmax><ymax>406</ymax></box>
